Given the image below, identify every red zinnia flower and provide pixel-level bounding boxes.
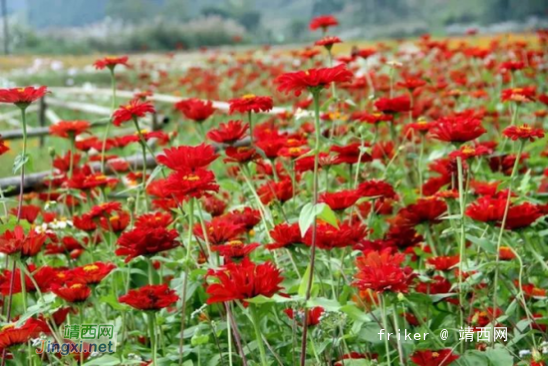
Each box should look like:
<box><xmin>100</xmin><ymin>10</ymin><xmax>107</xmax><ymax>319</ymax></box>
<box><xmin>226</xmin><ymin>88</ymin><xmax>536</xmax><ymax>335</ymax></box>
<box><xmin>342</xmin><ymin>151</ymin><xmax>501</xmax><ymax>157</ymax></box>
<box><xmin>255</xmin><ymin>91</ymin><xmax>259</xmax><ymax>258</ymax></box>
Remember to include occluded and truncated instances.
<box><xmin>164</xmin><ymin>169</ymin><xmax>219</xmax><ymax>199</ymax></box>
<box><xmin>71</xmin><ymin>262</ymin><xmax>116</xmax><ymax>285</ymax></box>
<box><xmin>0</xmin><ymin>86</ymin><xmax>47</xmax><ymax>107</ymax></box>
<box><xmin>320</xmin><ymin>190</ymin><xmax>360</xmax><ymax>211</ymax></box>
<box><xmin>314</xmin><ymin>36</ymin><xmax>342</xmax><ymax>50</ymax></box>
<box><xmin>501</xmin><ymin>87</ymin><xmax>536</xmax><ymax>103</ymax></box>
<box><xmin>51</xmin><ymin>282</ymin><xmax>92</xmax><ymax>303</ymax></box>
<box><xmin>119</xmin><ymin>284</ymin><xmax>179</xmax><ymax>311</ymax></box>
<box><xmin>207</xmin><ymin>120</ymin><xmax>248</xmax><ymax>144</ymax></box>
<box><xmin>284</xmin><ymin>306</ymin><xmax>324</xmax><ymax>327</ymax></box>
<box><xmin>257</xmin><ymin>179</ymin><xmax>294</xmax><ymax>205</ymax></box>
<box><xmin>330</xmin><ymin>143</ymin><xmax>372</xmax><ymax>165</ymax></box>
<box><xmin>430</xmin><ymin>116</ymin><xmax>486</xmax><ymax>143</ymax></box>
<box><xmin>135</xmin><ymin>212</ymin><xmax>174</xmax><ymax>229</ymax></box>
<box><xmin>397</xmin><ymin>78</ymin><xmax>427</xmax><ymax>90</ymax></box>
<box><xmin>213</xmin><ymin>240</ymin><xmax>260</xmax><ymax>260</ymax></box>
<box><xmin>503</xmin><ymin>124</ymin><xmax>544</xmax><ymax>142</ymax></box>
<box><xmin>374</xmin><ymin>95</ymin><xmax>411</xmax><ymax>114</ymax></box>
<box><xmin>228</xmin><ymin>94</ymin><xmax>273</xmax><ymax>114</ymax></box>
<box><xmin>309</xmin><ymin>15</ymin><xmax>338</xmax><ymax>31</ymax></box>
<box><xmin>112</xmin><ymin>99</ymin><xmax>155</xmax><ymax>126</ymax></box>
<box><xmin>0</xmin><ymin>226</ymin><xmax>47</xmax><ymax>258</ymax></box>
<box><xmin>393</xmin><ymin>197</ymin><xmax>448</xmax><ymax>227</ymax></box>
<box><xmin>465</xmin><ymin>196</ymin><xmax>506</xmax><ymax>224</ymax></box>
<box><xmin>224</xmin><ymin>146</ymin><xmax>258</xmax><ymax>164</ymax></box>
<box><xmin>426</xmin><ymin>256</ymin><xmax>460</xmax><ymax>271</ymax></box>
<box><xmin>0</xmin><ymin>318</ymin><xmax>40</xmax><ymax>349</ymax></box>
<box><xmin>205</xmin><ymin>258</ymin><xmax>283</xmax><ymax>304</ymax></box>
<box><xmin>116</xmin><ymin>226</ymin><xmax>179</xmax><ymax>262</ymax></box>
<box><xmin>410</xmin><ymin>349</ymin><xmax>459</xmax><ymax>366</ymax></box>
<box><xmin>354</xmin><ymin>250</ymin><xmax>414</xmax><ymax>293</ymax></box>
<box><xmin>505</xmin><ymin>202</ymin><xmax>543</xmax><ymax>230</ymax></box>
<box><xmin>93</xmin><ymin>56</ymin><xmax>129</xmax><ymax>70</ymax></box>
<box><xmin>304</xmin><ymin>221</ymin><xmax>366</xmax><ymax>250</ymax></box>
<box><xmin>193</xmin><ymin>217</ymin><xmax>246</xmax><ymax>246</ymax></box>
<box><xmin>157</xmin><ymin>144</ymin><xmax>219</xmax><ymax>171</ymax></box>
<box><xmin>9</xmin><ymin>204</ymin><xmax>41</xmax><ymax>224</ymax></box>
<box><xmin>275</xmin><ymin>64</ymin><xmax>353</xmax><ymax>96</ymax></box>
<box><xmin>0</xmin><ymin>136</ymin><xmax>8</xmax><ymax>156</ymax></box>
<box><xmin>49</xmin><ymin>120</ymin><xmax>90</xmax><ymax>138</ymax></box>
<box><xmin>266</xmin><ymin>223</ymin><xmax>303</xmax><ymax>250</ymax></box>
<box><xmin>175</xmin><ymin>98</ymin><xmax>215</xmax><ymax>122</ymax></box>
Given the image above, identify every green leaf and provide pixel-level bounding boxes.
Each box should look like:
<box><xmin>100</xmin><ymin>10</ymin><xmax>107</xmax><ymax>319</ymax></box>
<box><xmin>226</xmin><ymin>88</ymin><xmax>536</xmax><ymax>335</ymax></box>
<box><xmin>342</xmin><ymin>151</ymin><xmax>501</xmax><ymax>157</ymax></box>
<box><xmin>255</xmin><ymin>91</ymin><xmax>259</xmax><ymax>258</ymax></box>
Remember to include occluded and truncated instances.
<box><xmin>84</xmin><ymin>355</ymin><xmax>121</xmax><ymax>366</ymax></box>
<box><xmin>298</xmin><ymin>203</ymin><xmax>338</xmax><ymax>237</ymax></box>
<box><xmin>484</xmin><ymin>347</ymin><xmax>513</xmax><ymax>366</ymax></box>
<box><xmin>100</xmin><ymin>293</ymin><xmax>127</xmax><ymax>311</ymax></box>
<box><xmin>298</xmin><ymin>264</ymin><xmax>312</xmax><ymax>298</ymax></box>
<box><xmin>12</xmin><ymin>153</ymin><xmax>31</xmax><ymax>174</ymax></box>
<box><xmin>517</xmin><ymin>169</ymin><xmax>532</xmax><ymax>194</ymax></box>
<box><xmin>306</xmin><ymin>297</ymin><xmax>341</xmax><ymax>311</ymax></box>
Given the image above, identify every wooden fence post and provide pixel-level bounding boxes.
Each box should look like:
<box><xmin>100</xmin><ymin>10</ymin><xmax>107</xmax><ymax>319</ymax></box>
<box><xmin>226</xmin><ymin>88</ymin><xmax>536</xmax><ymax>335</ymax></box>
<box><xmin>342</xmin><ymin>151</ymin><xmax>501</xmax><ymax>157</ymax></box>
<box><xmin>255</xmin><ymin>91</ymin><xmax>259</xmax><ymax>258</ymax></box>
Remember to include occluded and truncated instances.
<box><xmin>38</xmin><ymin>97</ymin><xmax>47</xmax><ymax>147</ymax></box>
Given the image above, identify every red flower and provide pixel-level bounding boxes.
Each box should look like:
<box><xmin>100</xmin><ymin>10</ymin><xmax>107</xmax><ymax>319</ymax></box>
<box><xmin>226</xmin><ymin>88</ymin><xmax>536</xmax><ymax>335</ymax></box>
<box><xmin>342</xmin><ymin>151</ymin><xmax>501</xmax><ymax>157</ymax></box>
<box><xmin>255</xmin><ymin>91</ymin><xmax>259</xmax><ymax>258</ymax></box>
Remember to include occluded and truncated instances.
<box><xmin>501</xmin><ymin>87</ymin><xmax>536</xmax><ymax>103</ymax></box>
<box><xmin>354</xmin><ymin>250</ymin><xmax>414</xmax><ymax>293</ymax></box>
<box><xmin>465</xmin><ymin>196</ymin><xmax>505</xmax><ymax>224</ymax></box>
<box><xmin>275</xmin><ymin>64</ymin><xmax>353</xmax><ymax>96</ymax></box>
<box><xmin>213</xmin><ymin>240</ymin><xmax>260</xmax><ymax>259</ymax></box>
<box><xmin>0</xmin><ymin>136</ymin><xmax>8</xmax><ymax>156</ymax></box>
<box><xmin>0</xmin><ymin>318</ymin><xmax>40</xmax><ymax>349</ymax></box>
<box><xmin>320</xmin><ymin>190</ymin><xmax>360</xmax><ymax>211</ymax></box>
<box><xmin>357</xmin><ymin>180</ymin><xmax>397</xmax><ymax>199</ymax></box>
<box><xmin>397</xmin><ymin>77</ymin><xmax>427</xmax><ymax>90</ymax></box>
<box><xmin>175</xmin><ymin>98</ymin><xmax>215</xmax><ymax>122</ymax></box>
<box><xmin>207</xmin><ymin>120</ymin><xmax>248</xmax><ymax>144</ymax></box>
<box><xmin>51</xmin><ymin>282</ymin><xmax>91</xmax><ymax>303</ymax></box>
<box><xmin>9</xmin><ymin>204</ymin><xmax>41</xmax><ymax>224</ymax></box>
<box><xmin>157</xmin><ymin>144</ymin><xmax>218</xmax><ymax>171</ymax></box>
<box><xmin>330</xmin><ymin>143</ymin><xmax>372</xmax><ymax>165</ymax></box>
<box><xmin>505</xmin><ymin>202</ymin><xmax>543</xmax><ymax>230</ymax></box>
<box><xmin>0</xmin><ymin>86</ymin><xmax>47</xmax><ymax>107</ymax></box>
<box><xmin>193</xmin><ymin>217</ymin><xmax>246</xmax><ymax>246</ymax></box>
<box><xmin>112</xmin><ymin>99</ymin><xmax>155</xmax><ymax>126</ymax></box>
<box><xmin>119</xmin><ymin>284</ymin><xmax>179</xmax><ymax>311</ymax></box>
<box><xmin>314</xmin><ymin>36</ymin><xmax>342</xmax><ymax>50</ymax></box>
<box><xmin>309</xmin><ymin>15</ymin><xmax>338</xmax><ymax>31</ymax></box>
<box><xmin>100</xmin><ymin>211</ymin><xmax>130</xmax><ymax>232</ymax></box>
<box><xmin>71</xmin><ymin>262</ymin><xmax>116</xmax><ymax>285</ymax></box>
<box><xmin>228</xmin><ymin>94</ymin><xmax>273</xmax><ymax>114</ymax></box>
<box><xmin>304</xmin><ymin>221</ymin><xmax>367</xmax><ymax>250</ymax></box>
<box><xmin>49</xmin><ymin>120</ymin><xmax>90</xmax><ymax>138</ymax></box>
<box><xmin>393</xmin><ymin>197</ymin><xmax>448</xmax><ymax>227</ymax></box>
<box><xmin>0</xmin><ymin>265</ymin><xmax>57</xmax><ymax>295</ymax></box>
<box><xmin>257</xmin><ymin>179</ymin><xmax>294</xmax><ymax>205</ymax></box>
<box><xmin>430</xmin><ymin>116</ymin><xmax>486</xmax><ymax>143</ymax></box>
<box><xmin>135</xmin><ymin>212</ymin><xmax>174</xmax><ymax>229</ymax></box>
<box><xmin>284</xmin><ymin>307</ymin><xmax>324</xmax><ymax>327</ymax></box>
<box><xmin>164</xmin><ymin>169</ymin><xmax>219</xmax><ymax>199</ymax></box>
<box><xmin>116</xmin><ymin>226</ymin><xmax>179</xmax><ymax>262</ymax></box>
<box><xmin>224</xmin><ymin>146</ymin><xmax>258</xmax><ymax>163</ymax></box>
<box><xmin>503</xmin><ymin>124</ymin><xmax>544</xmax><ymax>142</ymax></box>
<box><xmin>374</xmin><ymin>95</ymin><xmax>411</xmax><ymax>114</ymax></box>
<box><xmin>426</xmin><ymin>256</ymin><xmax>460</xmax><ymax>271</ymax></box>
<box><xmin>93</xmin><ymin>56</ymin><xmax>129</xmax><ymax>70</ymax></box>
<box><xmin>89</xmin><ymin>202</ymin><xmax>122</xmax><ymax>218</ymax></box>
<box><xmin>0</xmin><ymin>226</ymin><xmax>47</xmax><ymax>258</ymax></box>
<box><xmin>266</xmin><ymin>223</ymin><xmax>303</xmax><ymax>250</ymax></box>
<box><xmin>410</xmin><ymin>349</ymin><xmax>459</xmax><ymax>366</ymax></box>
<box><xmin>205</xmin><ymin>258</ymin><xmax>283</xmax><ymax>304</ymax></box>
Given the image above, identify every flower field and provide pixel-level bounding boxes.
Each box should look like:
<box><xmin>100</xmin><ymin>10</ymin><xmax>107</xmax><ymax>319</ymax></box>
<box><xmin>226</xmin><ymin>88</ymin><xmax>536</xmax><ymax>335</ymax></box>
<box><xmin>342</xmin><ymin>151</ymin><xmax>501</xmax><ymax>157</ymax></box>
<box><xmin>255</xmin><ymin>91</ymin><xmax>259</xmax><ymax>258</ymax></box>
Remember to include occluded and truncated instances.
<box><xmin>1</xmin><ymin>15</ymin><xmax>548</xmax><ymax>366</ymax></box>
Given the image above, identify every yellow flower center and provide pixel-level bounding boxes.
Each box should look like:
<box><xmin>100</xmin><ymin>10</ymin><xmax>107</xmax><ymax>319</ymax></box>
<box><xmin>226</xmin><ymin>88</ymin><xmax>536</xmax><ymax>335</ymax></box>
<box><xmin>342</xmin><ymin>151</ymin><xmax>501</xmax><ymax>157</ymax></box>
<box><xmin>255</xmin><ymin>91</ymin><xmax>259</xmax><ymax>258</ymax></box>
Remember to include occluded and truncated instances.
<box><xmin>227</xmin><ymin>240</ymin><xmax>243</xmax><ymax>246</ymax></box>
<box><xmin>70</xmin><ymin>283</ymin><xmax>84</xmax><ymax>289</ymax></box>
<box><xmin>462</xmin><ymin>146</ymin><xmax>475</xmax><ymax>155</ymax></box>
<box><xmin>83</xmin><ymin>265</ymin><xmax>99</xmax><ymax>272</ymax></box>
<box><xmin>288</xmin><ymin>147</ymin><xmax>301</xmax><ymax>154</ymax></box>
<box><xmin>242</xmin><ymin>94</ymin><xmax>256</xmax><ymax>99</ymax></box>
<box><xmin>183</xmin><ymin>174</ymin><xmax>200</xmax><ymax>181</ymax></box>
<box><xmin>517</xmin><ymin>124</ymin><xmax>531</xmax><ymax>133</ymax></box>
<box><xmin>432</xmin><ymin>352</ymin><xmax>440</xmax><ymax>358</ymax></box>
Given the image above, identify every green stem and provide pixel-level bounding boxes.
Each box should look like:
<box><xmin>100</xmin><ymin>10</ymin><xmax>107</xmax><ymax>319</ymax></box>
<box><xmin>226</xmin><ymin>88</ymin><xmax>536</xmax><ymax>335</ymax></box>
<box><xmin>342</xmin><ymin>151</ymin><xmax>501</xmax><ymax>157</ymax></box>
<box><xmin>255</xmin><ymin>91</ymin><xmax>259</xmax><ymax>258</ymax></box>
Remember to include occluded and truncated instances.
<box><xmin>418</xmin><ymin>134</ymin><xmax>425</xmax><ymax>196</ymax></box>
<box><xmin>491</xmin><ymin>140</ymin><xmax>524</xmax><ymax>346</ymax></box>
<box><xmin>250</xmin><ymin>304</ymin><xmax>268</xmax><ymax>366</ymax></box>
<box><xmin>456</xmin><ymin>155</ymin><xmax>466</xmax><ymax>344</ymax></box>
<box><xmin>380</xmin><ymin>294</ymin><xmax>392</xmax><ymax>366</ymax></box>
<box><xmin>132</xmin><ymin>117</ymin><xmax>149</xmax><ymax>211</ymax></box>
<box><xmin>69</xmin><ymin>134</ymin><xmax>75</xmax><ymax>179</ymax></box>
<box><xmin>148</xmin><ymin>312</ymin><xmax>157</xmax><ymax>366</ymax></box>
<box><xmin>179</xmin><ymin>198</ymin><xmax>194</xmax><ymax>366</ymax></box>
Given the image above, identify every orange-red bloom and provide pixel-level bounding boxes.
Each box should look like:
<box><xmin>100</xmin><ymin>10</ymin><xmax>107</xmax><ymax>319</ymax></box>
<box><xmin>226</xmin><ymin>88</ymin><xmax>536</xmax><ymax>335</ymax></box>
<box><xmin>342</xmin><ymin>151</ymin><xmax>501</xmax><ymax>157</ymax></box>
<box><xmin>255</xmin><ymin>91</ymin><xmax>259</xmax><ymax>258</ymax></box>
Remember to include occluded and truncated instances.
<box><xmin>93</xmin><ymin>56</ymin><xmax>129</xmax><ymax>70</ymax></box>
<box><xmin>116</xmin><ymin>226</ymin><xmax>179</xmax><ymax>262</ymax></box>
<box><xmin>374</xmin><ymin>95</ymin><xmax>411</xmax><ymax>114</ymax></box>
<box><xmin>207</xmin><ymin>120</ymin><xmax>248</xmax><ymax>144</ymax></box>
<box><xmin>112</xmin><ymin>99</ymin><xmax>155</xmax><ymax>126</ymax></box>
<box><xmin>49</xmin><ymin>120</ymin><xmax>90</xmax><ymax>138</ymax></box>
<box><xmin>354</xmin><ymin>250</ymin><xmax>414</xmax><ymax>293</ymax></box>
<box><xmin>206</xmin><ymin>258</ymin><xmax>283</xmax><ymax>304</ymax></box>
<box><xmin>51</xmin><ymin>282</ymin><xmax>91</xmax><ymax>303</ymax></box>
<box><xmin>0</xmin><ymin>86</ymin><xmax>47</xmax><ymax>107</ymax></box>
<box><xmin>409</xmin><ymin>349</ymin><xmax>459</xmax><ymax>366</ymax></box>
<box><xmin>503</xmin><ymin>124</ymin><xmax>544</xmax><ymax>142</ymax></box>
<box><xmin>70</xmin><ymin>262</ymin><xmax>116</xmax><ymax>285</ymax></box>
<box><xmin>430</xmin><ymin>116</ymin><xmax>486</xmax><ymax>143</ymax></box>
<box><xmin>275</xmin><ymin>64</ymin><xmax>353</xmax><ymax>96</ymax></box>
<box><xmin>119</xmin><ymin>284</ymin><xmax>178</xmax><ymax>310</ymax></box>
<box><xmin>175</xmin><ymin>98</ymin><xmax>215</xmax><ymax>122</ymax></box>
<box><xmin>157</xmin><ymin>144</ymin><xmax>218</xmax><ymax>171</ymax></box>
<box><xmin>309</xmin><ymin>15</ymin><xmax>338</xmax><ymax>31</ymax></box>
<box><xmin>228</xmin><ymin>94</ymin><xmax>273</xmax><ymax>114</ymax></box>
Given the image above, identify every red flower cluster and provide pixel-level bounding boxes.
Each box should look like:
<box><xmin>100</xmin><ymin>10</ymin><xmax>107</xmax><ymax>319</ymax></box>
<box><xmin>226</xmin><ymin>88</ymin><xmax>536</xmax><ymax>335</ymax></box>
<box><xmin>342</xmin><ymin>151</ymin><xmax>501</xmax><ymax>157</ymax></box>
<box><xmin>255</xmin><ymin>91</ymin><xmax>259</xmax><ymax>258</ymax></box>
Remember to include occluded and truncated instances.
<box><xmin>275</xmin><ymin>64</ymin><xmax>353</xmax><ymax>96</ymax></box>
<box><xmin>354</xmin><ymin>250</ymin><xmax>414</xmax><ymax>293</ymax></box>
<box><xmin>112</xmin><ymin>99</ymin><xmax>155</xmax><ymax>126</ymax></box>
<box><xmin>175</xmin><ymin>98</ymin><xmax>215</xmax><ymax>122</ymax></box>
<box><xmin>119</xmin><ymin>284</ymin><xmax>179</xmax><ymax>310</ymax></box>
